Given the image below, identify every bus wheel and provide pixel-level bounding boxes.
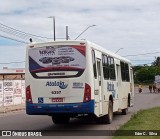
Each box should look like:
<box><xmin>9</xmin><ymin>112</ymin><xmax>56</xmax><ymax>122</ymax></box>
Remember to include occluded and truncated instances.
<box><xmin>103</xmin><ymin>100</ymin><xmax>113</xmax><ymax>124</ymax></box>
<box><xmin>52</xmin><ymin>115</ymin><xmax>70</xmax><ymax>124</ymax></box>
<box><xmin>122</xmin><ymin>107</ymin><xmax>128</xmax><ymax>115</ymax></box>
<box><xmin>128</xmin><ymin>95</ymin><xmax>131</xmax><ymax>107</ymax></box>
<box><xmin>95</xmin><ymin>117</ymin><xmax>103</xmax><ymax>124</ymax></box>
<box><xmin>122</xmin><ymin>98</ymin><xmax>129</xmax><ymax>115</ymax></box>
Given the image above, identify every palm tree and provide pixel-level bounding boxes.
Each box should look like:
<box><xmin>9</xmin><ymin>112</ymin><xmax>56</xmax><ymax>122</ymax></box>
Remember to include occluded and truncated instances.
<box><xmin>152</xmin><ymin>57</ymin><xmax>160</xmax><ymax>66</ymax></box>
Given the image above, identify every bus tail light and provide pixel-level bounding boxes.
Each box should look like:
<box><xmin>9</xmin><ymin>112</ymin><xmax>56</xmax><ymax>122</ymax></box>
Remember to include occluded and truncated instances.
<box><xmin>83</xmin><ymin>83</ymin><xmax>91</xmax><ymax>102</ymax></box>
<box><xmin>26</xmin><ymin>85</ymin><xmax>32</xmax><ymax>103</ymax></box>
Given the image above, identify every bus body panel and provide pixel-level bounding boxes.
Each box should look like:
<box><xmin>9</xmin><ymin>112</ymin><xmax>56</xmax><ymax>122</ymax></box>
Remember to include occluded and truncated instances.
<box><xmin>26</xmin><ymin>100</ymin><xmax>95</xmax><ymax>115</ymax></box>
<box><xmin>27</xmin><ymin>43</ymin><xmax>86</xmax><ymax>104</ymax></box>
<box><xmin>25</xmin><ymin>40</ymin><xmax>134</xmax><ymax>118</ymax></box>
<box><xmin>93</xmin><ymin>50</ymin><xmax>103</xmax><ymax>117</ymax></box>
<box><xmin>26</xmin><ymin>41</ymin><xmax>96</xmax><ymax>115</ymax></box>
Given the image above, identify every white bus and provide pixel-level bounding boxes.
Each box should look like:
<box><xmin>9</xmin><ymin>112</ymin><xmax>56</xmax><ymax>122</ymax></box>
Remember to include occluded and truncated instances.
<box><xmin>25</xmin><ymin>40</ymin><xmax>134</xmax><ymax>124</ymax></box>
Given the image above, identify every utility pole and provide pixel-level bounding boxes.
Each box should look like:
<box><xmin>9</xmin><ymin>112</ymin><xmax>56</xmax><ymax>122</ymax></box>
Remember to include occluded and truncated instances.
<box><xmin>66</xmin><ymin>26</ymin><xmax>69</xmax><ymax>40</ymax></box>
<box><xmin>48</xmin><ymin>16</ymin><xmax>56</xmax><ymax>41</ymax></box>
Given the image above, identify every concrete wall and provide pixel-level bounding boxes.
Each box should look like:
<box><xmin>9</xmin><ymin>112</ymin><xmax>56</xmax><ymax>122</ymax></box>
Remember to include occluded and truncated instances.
<box><xmin>0</xmin><ymin>80</ymin><xmax>25</xmax><ymax>107</ymax></box>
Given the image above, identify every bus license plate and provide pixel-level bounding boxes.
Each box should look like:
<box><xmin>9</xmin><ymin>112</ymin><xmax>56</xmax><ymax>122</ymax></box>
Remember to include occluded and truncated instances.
<box><xmin>52</xmin><ymin>98</ymin><xmax>63</xmax><ymax>102</ymax></box>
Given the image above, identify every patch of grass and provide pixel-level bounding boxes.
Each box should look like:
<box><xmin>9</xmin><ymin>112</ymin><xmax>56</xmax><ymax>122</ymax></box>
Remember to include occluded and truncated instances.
<box><xmin>113</xmin><ymin>107</ymin><xmax>160</xmax><ymax>139</ymax></box>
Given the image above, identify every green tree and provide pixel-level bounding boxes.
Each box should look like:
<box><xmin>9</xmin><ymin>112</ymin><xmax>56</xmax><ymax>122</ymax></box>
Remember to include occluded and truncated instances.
<box><xmin>133</xmin><ymin>57</ymin><xmax>160</xmax><ymax>84</ymax></box>
<box><xmin>134</xmin><ymin>66</ymin><xmax>160</xmax><ymax>84</ymax></box>
<box><xmin>135</xmin><ymin>67</ymin><xmax>153</xmax><ymax>83</ymax></box>
<box><xmin>152</xmin><ymin>57</ymin><xmax>160</xmax><ymax>66</ymax></box>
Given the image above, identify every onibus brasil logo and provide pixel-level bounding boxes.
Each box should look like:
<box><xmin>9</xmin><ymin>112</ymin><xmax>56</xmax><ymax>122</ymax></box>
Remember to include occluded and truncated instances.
<box><xmin>46</xmin><ymin>81</ymin><xmax>68</xmax><ymax>89</ymax></box>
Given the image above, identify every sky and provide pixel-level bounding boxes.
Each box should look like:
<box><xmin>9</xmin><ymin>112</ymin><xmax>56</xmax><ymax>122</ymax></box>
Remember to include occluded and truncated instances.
<box><xmin>0</xmin><ymin>0</ymin><xmax>160</xmax><ymax>68</ymax></box>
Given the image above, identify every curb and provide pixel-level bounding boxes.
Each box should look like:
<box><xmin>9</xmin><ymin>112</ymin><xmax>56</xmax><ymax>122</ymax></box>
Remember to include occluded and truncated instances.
<box><xmin>0</xmin><ymin>104</ymin><xmax>25</xmax><ymax>114</ymax></box>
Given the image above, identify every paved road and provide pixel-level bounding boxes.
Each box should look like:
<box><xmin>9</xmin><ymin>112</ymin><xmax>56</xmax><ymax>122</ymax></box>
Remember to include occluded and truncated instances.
<box><xmin>0</xmin><ymin>87</ymin><xmax>160</xmax><ymax>139</ymax></box>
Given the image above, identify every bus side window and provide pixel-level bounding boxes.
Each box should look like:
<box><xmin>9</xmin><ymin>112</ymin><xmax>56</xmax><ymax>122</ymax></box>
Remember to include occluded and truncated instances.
<box><xmin>110</xmin><ymin>57</ymin><xmax>116</xmax><ymax>80</ymax></box>
<box><xmin>120</xmin><ymin>61</ymin><xmax>130</xmax><ymax>82</ymax></box>
<box><xmin>97</xmin><ymin>60</ymin><xmax>101</xmax><ymax>86</ymax></box>
<box><xmin>125</xmin><ymin>63</ymin><xmax>130</xmax><ymax>82</ymax></box>
<box><xmin>92</xmin><ymin>50</ymin><xmax>97</xmax><ymax>79</ymax></box>
<box><xmin>102</xmin><ymin>54</ymin><xmax>109</xmax><ymax>80</ymax></box>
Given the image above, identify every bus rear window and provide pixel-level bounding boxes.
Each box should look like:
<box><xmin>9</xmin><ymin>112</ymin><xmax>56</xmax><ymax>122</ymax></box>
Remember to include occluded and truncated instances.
<box><xmin>29</xmin><ymin>45</ymin><xmax>86</xmax><ymax>78</ymax></box>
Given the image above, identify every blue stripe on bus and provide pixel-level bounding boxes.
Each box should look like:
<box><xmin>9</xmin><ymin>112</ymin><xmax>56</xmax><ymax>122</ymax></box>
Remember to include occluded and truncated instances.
<box><xmin>29</xmin><ymin>56</ymin><xmax>43</xmax><ymax>71</ymax></box>
<box><xmin>26</xmin><ymin>100</ymin><xmax>94</xmax><ymax>115</ymax></box>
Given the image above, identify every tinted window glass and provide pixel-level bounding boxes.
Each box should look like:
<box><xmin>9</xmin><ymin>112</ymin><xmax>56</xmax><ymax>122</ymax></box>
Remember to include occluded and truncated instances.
<box><xmin>92</xmin><ymin>50</ymin><xmax>97</xmax><ymax>78</ymax></box>
<box><xmin>120</xmin><ymin>61</ymin><xmax>130</xmax><ymax>82</ymax></box>
<box><xmin>102</xmin><ymin>55</ymin><xmax>115</xmax><ymax>80</ymax></box>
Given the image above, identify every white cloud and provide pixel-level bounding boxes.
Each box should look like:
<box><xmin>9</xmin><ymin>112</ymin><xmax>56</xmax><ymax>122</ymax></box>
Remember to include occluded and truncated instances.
<box><xmin>0</xmin><ymin>0</ymin><xmax>160</xmax><ymax>68</ymax></box>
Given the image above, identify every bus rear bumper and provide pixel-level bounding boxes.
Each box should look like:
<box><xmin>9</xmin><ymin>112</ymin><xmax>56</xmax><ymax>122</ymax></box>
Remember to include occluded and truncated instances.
<box><xmin>26</xmin><ymin>100</ymin><xmax>94</xmax><ymax>115</ymax></box>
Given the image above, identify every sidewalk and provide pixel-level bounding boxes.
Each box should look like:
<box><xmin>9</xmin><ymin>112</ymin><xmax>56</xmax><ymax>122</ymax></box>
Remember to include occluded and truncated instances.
<box><xmin>0</xmin><ymin>103</ymin><xmax>25</xmax><ymax>114</ymax></box>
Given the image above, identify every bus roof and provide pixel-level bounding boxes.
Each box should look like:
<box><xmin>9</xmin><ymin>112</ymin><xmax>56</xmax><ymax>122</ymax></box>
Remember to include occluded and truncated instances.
<box><xmin>28</xmin><ymin>40</ymin><xmax>131</xmax><ymax>64</ymax></box>
<box><xmin>87</xmin><ymin>41</ymin><xmax>131</xmax><ymax>64</ymax></box>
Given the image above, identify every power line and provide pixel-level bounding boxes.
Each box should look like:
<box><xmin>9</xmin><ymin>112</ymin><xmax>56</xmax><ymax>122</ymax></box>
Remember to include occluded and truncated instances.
<box><xmin>0</xmin><ymin>25</ymin><xmax>44</xmax><ymax>42</ymax></box>
<box><xmin>0</xmin><ymin>61</ymin><xmax>25</xmax><ymax>64</ymax></box>
<box><xmin>123</xmin><ymin>52</ymin><xmax>160</xmax><ymax>57</ymax></box>
<box><xmin>0</xmin><ymin>22</ymin><xmax>66</xmax><ymax>44</ymax></box>
<box><xmin>131</xmin><ymin>60</ymin><xmax>153</xmax><ymax>61</ymax></box>
<box><xmin>0</xmin><ymin>23</ymin><xmax>52</xmax><ymax>39</ymax></box>
<box><xmin>0</xmin><ymin>26</ymin><xmax>32</xmax><ymax>40</ymax></box>
<box><xmin>132</xmin><ymin>61</ymin><xmax>153</xmax><ymax>65</ymax></box>
<box><xmin>0</xmin><ymin>34</ymin><xmax>28</xmax><ymax>44</ymax></box>
<box><xmin>0</xmin><ymin>22</ymin><xmax>53</xmax><ymax>43</ymax></box>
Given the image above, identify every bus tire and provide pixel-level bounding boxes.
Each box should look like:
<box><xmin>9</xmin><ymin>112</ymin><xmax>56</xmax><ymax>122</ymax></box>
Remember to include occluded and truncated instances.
<box><xmin>128</xmin><ymin>95</ymin><xmax>131</xmax><ymax>107</ymax></box>
<box><xmin>95</xmin><ymin>117</ymin><xmax>103</xmax><ymax>124</ymax></box>
<box><xmin>52</xmin><ymin>115</ymin><xmax>70</xmax><ymax>124</ymax></box>
<box><xmin>122</xmin><ymin>108</ymin><xmax>128</xmax><ymax>115</ymax></box>
<box><xmin>105</xmin><ymin>100</ymin><xmax>113</xmax><ymax>124</ymax></box>
<box><xmin>122</xmin><ymin>99</ymin><xmax>129</xmax><ymax>115</ymax></box>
